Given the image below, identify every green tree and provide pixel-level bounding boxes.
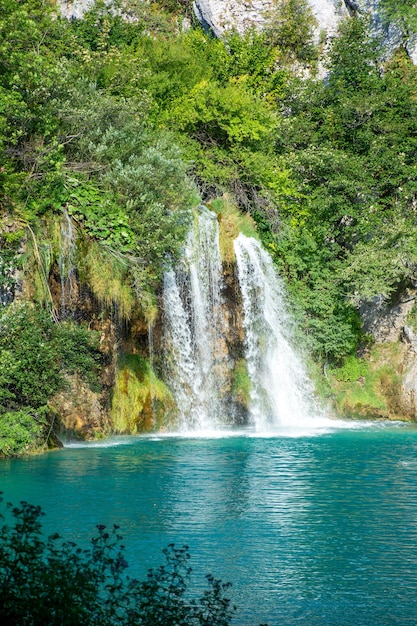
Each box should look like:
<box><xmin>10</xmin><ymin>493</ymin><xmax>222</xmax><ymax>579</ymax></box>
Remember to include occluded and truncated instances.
<box><xmin>0</xmin><ymin>0</ymin><xmax>70</xmax><ymax>192</ymax></box>
<box><xmin>264</xmin><ymin>0</ymin><xmax>318</xmax><ymax>64</ymax></box>
<box><xmin>271</xmin><ymin>17</ymin><xmax>417</xmax><ymax>360</ymax></box>
<box><xmin>0</xmin><ymin>303</ymin><xmax>100</xmax><ymax>413</ymax></box>
<box><xmin>0</xmin><ymin>409</ymin><xmax>45</xmax><ymax>457</ymax></box>
<box><xmin>379</xmin><ymin>0</ymin><xmax>417</xmax><ymax>44</ymax></box>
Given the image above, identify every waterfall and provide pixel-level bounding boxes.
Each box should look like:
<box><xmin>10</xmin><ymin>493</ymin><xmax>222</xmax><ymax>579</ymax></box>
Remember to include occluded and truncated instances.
<box><xmin>162</xmin><ymin>207</ymin><xmax>228</xmax><ymax>430</ymax></box>
<box><xmin>162</xmin><ymin>210</ymin><xmax>320</xmax><ymax>432</ymax></box>
<box><xmin>234</xmin><ymin>233</ymin><xmax>318</xmax><ymax>429</ymax></box>
<box><xmin>58</xmin><ymin>209</ymin><xmax>77</xmax><ymax>318</ymax></box>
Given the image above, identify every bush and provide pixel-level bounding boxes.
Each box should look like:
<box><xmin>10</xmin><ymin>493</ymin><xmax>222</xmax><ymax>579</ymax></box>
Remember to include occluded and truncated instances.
<box><xmin>0</xmin><ymin>303</ymin><xmax>102</xmax><ymax>456</ymax></box>
<box><xmin>0</xmin><ymin>303</ymin><xmax>101</xmax><ymax>413</ymax></box>
<box><xmin>0</xmin><ymin>495</ymin><xmax>240</xmax><ymax>626</ymax></box>
<box><xmin>0</xmin><ymin>409</ymin><xmax>46</xmax><ymax>457</ymax></box>
<box><xmin>332</xmin><ymin>355</ymin><xmax>367</xmax><ymax>383</ymax></box>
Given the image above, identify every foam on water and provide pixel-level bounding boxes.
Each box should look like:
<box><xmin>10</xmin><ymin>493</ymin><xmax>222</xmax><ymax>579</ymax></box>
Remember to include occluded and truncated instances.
<box><xmin>61</xmin><ymin>419</ymin><xmax>413</xmax><ymax>449</ymax></box>
<box><xmin>62</xmin><ymin>436</ymin><xmax>138</xmax><ymax>448</ymax></box>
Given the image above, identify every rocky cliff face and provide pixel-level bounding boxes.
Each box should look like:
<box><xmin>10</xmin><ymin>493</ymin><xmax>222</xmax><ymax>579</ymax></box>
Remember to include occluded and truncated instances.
<box><xmin>192</xmin><ymin>0</ymin><xmax>276</xmax><ymax>38</ymax></box>
<box><xmin>353</xmin><ymin>0</ymin><xmax>417</xmax><ymax>63</ymax></box>
<box><xmin>359</xmin><ymin>287</ymin><xmax>417</xmax><ymax>420</ymax></box>
<box><xmin>46</xmin><ymin>249</ymin><xmax>248</xmax><ymax>437</ymax></box>
<box><xmin>192</xmin><ymin>0</ymin><xmax>417</xmax><ymax>62</ymax></box>
<box><xmin>399</xmin><ymin>327</ymin><xmax>417</xmax><ymax>420</ymax></box>
<box><xmin>47</xmin><ymin>274</ymin><xmax>118</xmax><ymax>440</ymax></box>
<box><xmin>59</xmin><ymin>0</ymin><xmax>93</xmax><ymax>19</ymax></box>
<box><xmin>58</xmin><ymin>0</ymin><xmax>417</xmax><ymax>62</ymax></box>
<box><xmin>193</xmin><ymin>0</ymin><xmax>348</xmax><ymax>40</ymax></box>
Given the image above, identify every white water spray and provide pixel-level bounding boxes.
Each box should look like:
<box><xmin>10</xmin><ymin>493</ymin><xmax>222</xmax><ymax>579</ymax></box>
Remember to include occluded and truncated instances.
<box><xmin>234</xmin><ymin>233</ymin><xmax>319</xmax><ymax>429</ymax></box>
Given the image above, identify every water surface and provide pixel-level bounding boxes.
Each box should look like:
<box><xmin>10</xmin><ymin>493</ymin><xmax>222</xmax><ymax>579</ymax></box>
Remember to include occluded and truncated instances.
<box><xmin>2</xmin><ymin>422</ymin><xmax>417</xmax><ymax>625</ymax></box>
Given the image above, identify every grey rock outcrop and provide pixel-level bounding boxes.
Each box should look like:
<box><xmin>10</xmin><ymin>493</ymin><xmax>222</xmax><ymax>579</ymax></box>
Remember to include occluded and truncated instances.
<box><xmin>192</xmin><ymin>0</ymin><xmax>417</xmax><ymax>62</ymax></box>
<box><xmin>360</xmin><ymin>291</ymin><xmax>417</xmax><ymax>344</ymax></box>
<box><xmin>192</xmin><ymin>0</ymin><xmax>276</xmax><ymax>38</ymax></box>
<box><xmin>352</xmin><ymin>0</ymin><xmax>417</xmax><ymax>63</ymax></box>
<box><xmin>59</xmin><ymin>0</ymin><xmax>94</xmax><ymax>19</ymax></box>
<box><xmin>398</xmin><ymin>324</ymin><xmax>417</xmax><ymax>419</ymax></box>
<box><xmin>192</xmin><ymin>0</ymin><xmax>349</xmax><ymax>41</ymax></box>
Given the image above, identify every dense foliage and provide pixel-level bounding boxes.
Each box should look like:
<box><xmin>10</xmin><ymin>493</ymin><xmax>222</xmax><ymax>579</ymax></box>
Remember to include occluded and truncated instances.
<box><xmin>1</xmin><ymin>0</ymin><xmax>417</xmax><ymax>445</ymax></box>
<box><xmin>0</xmin><ymin>303</ymin><xmax>101</xmax><ymax>456</ymax></box>
<box><xmin>0</xmin><ymin>495</ymin><xmax>240</xmax><ymax>625</ymax></box>
<box><xmin>273</xmin><ymin>18</ymin><xmax>417</xmax><ymax>358</ymax></box>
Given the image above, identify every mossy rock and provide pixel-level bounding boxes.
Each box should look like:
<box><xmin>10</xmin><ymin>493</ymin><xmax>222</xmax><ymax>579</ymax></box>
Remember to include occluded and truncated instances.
<box><xmin>208</xmin><ymin>195</ymin><xmax>258</xmax><ymax>264</ymax></box>
<box><xmin>111</xmin><ymin>354</ymin><xmax>177</xmax><ymax>433</ymax></box>
<box><xmin>328</xmin><ymin>344</ymin><xmax>404</xmax><ymax>420</ymax></box>
<box><xmin>231</xmin><ymin>358</ymin><xmax>251</xmax><ymax>408</ymax></box>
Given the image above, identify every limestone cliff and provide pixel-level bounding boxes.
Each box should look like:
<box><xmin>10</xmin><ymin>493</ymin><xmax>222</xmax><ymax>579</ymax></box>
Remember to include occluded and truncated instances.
<box><xmin>192</xmin><ymin>0</ymin><xmax>417</xmax><ymax>61</ymax></box>
<box><xmin>192</xmin><ymin>0</ymin><xmax>276</xmax><ymax>38</ymax></box>
<box><xmin>193</xmin><ymin>0</ymin><xmax>348</xmax><ymax>41</ymax></box>
<box><xmin>59</xmin><ymin>0</ymin><xmax>94</xmax><ymax>19</ymax></box>
<box><xmin>352</xmin><ymin>0</ymin><xmax>417</xmax><ymax>63</ymax></box>
<box><xmin>58</xmin><ymin>0</ymin><xmax>417</xmax><ymax>62</ymax></box>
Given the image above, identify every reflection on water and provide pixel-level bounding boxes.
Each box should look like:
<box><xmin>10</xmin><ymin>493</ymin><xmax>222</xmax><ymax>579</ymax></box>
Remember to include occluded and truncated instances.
<box><xmin>2</xmin><ymin>423</ymin><xmax>417</xmax><ymax>625</ymax></box>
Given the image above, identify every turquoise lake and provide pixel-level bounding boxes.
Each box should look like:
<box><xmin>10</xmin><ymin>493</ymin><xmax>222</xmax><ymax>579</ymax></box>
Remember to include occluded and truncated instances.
<box><xmin>2</xmin><ymin>421</ymin><xmax>417</xmax><ymax>625</ymax></box>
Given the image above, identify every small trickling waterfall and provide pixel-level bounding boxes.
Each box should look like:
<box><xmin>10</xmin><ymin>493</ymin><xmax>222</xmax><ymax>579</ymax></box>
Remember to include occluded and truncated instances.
<box><xmin>162</xmin><ymin>207</ymin><xmax>228</xmax><ymax>430</ymax></box>
<box><xmin>58</xmin><ymin>210</ymin><xmax>77</xmax><ymax>318</ymax></box>
<box><xmin>234</xmin><ymin>233</ymin><xmax>318</xmax><ymax>429</ymax></box>
<box><xmin>163</xmin><ymin>209</ymin><xmax>320</xmax><ymax>431</ymax></box>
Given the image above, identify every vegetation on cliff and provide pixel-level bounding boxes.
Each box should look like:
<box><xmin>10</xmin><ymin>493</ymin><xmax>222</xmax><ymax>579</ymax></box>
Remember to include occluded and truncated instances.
<box><xmin>111</xmin><ymin>354</ymin><xmax>176</xmax><ymax>432</ymax></box>
<box><xmin>1</xmin><ymin>0</ymin><xmax>417</xmax><ymax>452</ymax></box>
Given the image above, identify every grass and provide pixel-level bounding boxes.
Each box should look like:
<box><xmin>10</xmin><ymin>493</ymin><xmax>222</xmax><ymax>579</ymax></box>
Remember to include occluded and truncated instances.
<box><xmin>406</xmin><ymin>303</ymin><xmax>417</xmax><ymax>333</ymax></box>
<box><xmin>232</xmin><ymin>358</ymin><xmax>251</xmax><ymax>408</ymax></box>
<box><xmin>78</xmin><ymin>239</ymin><xmax>135</xmax><ymax>320</ymax></box>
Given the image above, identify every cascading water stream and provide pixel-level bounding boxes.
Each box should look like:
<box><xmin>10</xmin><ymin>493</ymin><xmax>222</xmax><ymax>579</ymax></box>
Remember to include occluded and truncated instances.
<box><xmin>162</xmin><ymin>207</ymin><xmax>227</xmax><ymax>430</ymax></box>
<box><xmin>234</xmin><ymin>233</ymin><xmax>319</xmax><ymax>429</ymax></box>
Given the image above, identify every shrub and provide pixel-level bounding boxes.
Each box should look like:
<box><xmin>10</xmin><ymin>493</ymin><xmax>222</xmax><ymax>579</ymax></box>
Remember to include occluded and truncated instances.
<box><xmin>0</xmin><ymin>303</ymin><xmax>102</xmax><ymax>455</ymax></box>
<box><xmin>0</xmin><ymin>495</ymin><xmax>240</xmax><ymax>626</ymax></box>
<box><xmin>0</xmin><ymin>409</ymin><xmax>46</xmax><ymax>457</ymax></box>
<box><xmin>0</xmin><ymin>303</ymin><xmax>101</xmax><ymax>413</ymax></box>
